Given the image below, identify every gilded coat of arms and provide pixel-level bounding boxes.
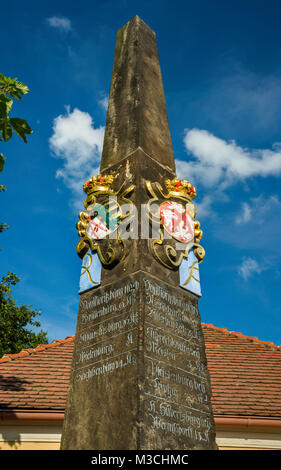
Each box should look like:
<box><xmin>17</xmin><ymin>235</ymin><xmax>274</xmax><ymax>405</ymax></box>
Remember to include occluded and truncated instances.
<box><xmin>145</xmin><ymin>176</ymin><xmax>205</xmax><ymax>272</ymax></box>
<box><xmin>76</xmin><ymin>173</ymin><xmax>135</xmax><ymax>267</ymax></box>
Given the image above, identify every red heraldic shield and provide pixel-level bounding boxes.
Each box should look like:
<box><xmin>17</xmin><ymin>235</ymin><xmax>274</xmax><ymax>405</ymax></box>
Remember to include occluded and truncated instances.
<box><xmin>160</xmin><ymin>201</ymin><xmax>194</xmax><ymax>243</ymax></box>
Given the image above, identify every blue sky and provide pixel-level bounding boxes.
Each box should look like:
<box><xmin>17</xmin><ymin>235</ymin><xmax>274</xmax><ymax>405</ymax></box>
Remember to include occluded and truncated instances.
<box><xmin>1</xmin><ymin>0</ymin><xmax>281</xmax><ymax>345</ymax></box>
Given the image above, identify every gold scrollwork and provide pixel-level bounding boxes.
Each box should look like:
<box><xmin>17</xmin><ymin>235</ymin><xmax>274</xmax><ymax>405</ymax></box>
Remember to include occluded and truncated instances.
<box><xmin>80</xmin><ymin>253</ymin><xmax>99</xmax><ymax>285</ymax></box>
<box><xmin>182</xmin><ymin>260</ymin><xmax>200</xmax><ymax>287</ymax></box>
<box><xmin>145</xmin><ymin>178</ymin><xmax>205</xmax><ymax>270</ymax></box>
<box><xmin>76</xmin><ymin>174</ymin><xmax>135</xmax><ymax>266</ymax></box>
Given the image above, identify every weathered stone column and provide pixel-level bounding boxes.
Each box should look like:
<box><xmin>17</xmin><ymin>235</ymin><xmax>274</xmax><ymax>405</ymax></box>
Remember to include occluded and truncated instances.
<box><xmin>61</xmin><ymin>16</ymin><xmax>217</xmax><ymax>450</ymax></box>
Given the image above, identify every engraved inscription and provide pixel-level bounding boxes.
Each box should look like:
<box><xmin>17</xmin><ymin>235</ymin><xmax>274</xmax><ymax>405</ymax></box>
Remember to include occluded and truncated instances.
<box><xmin>146</xmin><ymin>358</ymin><xmax>210</xmax><ymax>412</ymax></box>
<box><xmin>146</xmin><ymin>295</ymin><xmax>200</xmax><ymax>331</ymax></box>
<box><xmin>76</xmin><ymin>350</ymin><xmax>137</xmax><ymax>382</ymax></box>
<box><xmin>146</xmin><ymin>398</ymin><xmax>211</xmax><ymax>443</ymax></box>
<box><xmin>78</xmin><ymin>312</ymin><xmax>139</xmax><ymax>345</ymax></box>
<box><xmin>143</xmin><ymin>279</ymin><xmax>198</xmax><ymax>317</ymax></box>
<box><xmin>141</xmin><ymin>277</ymin><xmax>212</xmax><ymax>446</ymax></box>
<box><xmin>76</xmin><ymin>328</ymin><xmax>138</xmax><ymax>367</ymax></box>
<box><xmin>75</xmin><ymin>281</ymin><xmax>140</xmax><ymax>381</ymax></box>
<box><xmin>80</xmin><ymin>280</ymin><xmax>140</xmax><ymax>318</ymax></box>
<box><xmin>144</xmin><ymin>323</ymin><xmax>205</xmax><ymax>374</ymax></box>
<box><xmin>146</xmin><ymin>325</ymin><xmax>201</xmax><ymax>356</ymax></box>
<box><xmin>78</xmin><ymin>343</ymin><xmax>114</xmax><ymax>364</ymax></box>
<box><xmin>73</xmin><ymin>274</ymin><xmax>214</xmax><ymax>448</ymax></box>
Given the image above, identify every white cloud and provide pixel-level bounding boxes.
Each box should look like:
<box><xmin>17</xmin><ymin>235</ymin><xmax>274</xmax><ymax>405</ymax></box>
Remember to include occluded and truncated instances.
<box><xmin>46</xmin><ymin>16</ymin><xmax>72</xmax><ymax>32</ymax></box>
<box><xmin>194</xmin><ymin>195</ymin><xmax>215</xmax><ymax>220</ymax></box>
<box><xmin>49</xmin><ymin>107</ymin><xmax>105</xmax><ymax>209</ymax></box>
<box><xmin>98</xmin><ymin>96</ymin><xmax>109</xmax><ymax>112</ymax></box>
<box><xmin>177</xmin><ymin>129</ymin><xmax>281</xmax><ymax>190</ymax></box>
<box><xmin>214</xmin><ymin>194</ymin><xmax>281</xmax><ymax>255</ymax></box>
<box><xmin>235</xmin><ymin>195</ymin><xmax>281</xmax><ymax>226</ymax></box>
<box><xmin>238</xmin><ymin>257</ymin><xmax>267</xmax><ymax>280</ymax></box>
<box><xmin>235</xmin><ymin>202</ymin><xmax>252</xmax><ymax>224</ymax></box>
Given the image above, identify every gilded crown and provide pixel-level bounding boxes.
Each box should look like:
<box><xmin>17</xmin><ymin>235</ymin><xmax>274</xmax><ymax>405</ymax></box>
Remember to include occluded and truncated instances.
<box><xmin>165</xmin><ymin>177</ymin><xmax>196</xmax><ymax>199</ymax></box>
<box><xmin>83</xmin><ymin>174</ymin><xmax>114</xmax><ymax>195</ymax></box>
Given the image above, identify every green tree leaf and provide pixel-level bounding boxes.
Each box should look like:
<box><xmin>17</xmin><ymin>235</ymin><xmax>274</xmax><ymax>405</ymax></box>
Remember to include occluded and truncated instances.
<box><xmin>0</xmin><ymin>222</ymin><xmax>10</xmax><ymax>232</ymax></box>
<box><xmin>0</xmin><ymin>153</ymin><xmax>5</xmax><ymax>172</ymax></box>
<box><xmin>12</xmin><ymin>80</ymin><xmax>30</xmax><ymax>97</ymax></box>
<box><xmin>0</xmin><ymin>74</ymin><xmax>37</xmax><ymax>329</ymax></box>
<box><xmin>0</xmin><ymin>75</ymin><xmax>30</xmax><ymax>100</ymax></box>
<box><xmin>10</xmin><ymin>117</ymin><xmax>32</xmax><ymax>143</ymax></box>
<box><xmin>0</xmin><ymin>94</ymin><xmax>13</xmax><ymax>119</ymax></box>
<box><xmin>0</xmin><ymin>272</ymin><xmax>48</xmax><ymax>357</ymax></box>
<box><xmin>2</xmin><ymin>121</ymin><xmax>13</xmax><ymax>141</ymax></box>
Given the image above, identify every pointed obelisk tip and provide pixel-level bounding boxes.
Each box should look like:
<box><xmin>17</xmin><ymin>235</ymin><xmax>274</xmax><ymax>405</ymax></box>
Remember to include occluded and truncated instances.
<box><xmin>101</xmin><ymin>15</ymin><xmax>175</xmax><ymax>172</ymax></box>
<box><xmin>122</xmin><ymin>15</ymin><xmax>155</xmax><ymax>34</ymax></box>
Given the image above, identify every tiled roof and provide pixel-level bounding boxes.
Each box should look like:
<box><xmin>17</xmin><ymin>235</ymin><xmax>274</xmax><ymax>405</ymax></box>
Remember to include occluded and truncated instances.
<box><xmin>0</xmin><ymin>325</ymin><xmax>280</xmax><ymax>417</ymax></box>
<box><xmin>203</xmin><ymin>324</ymin><xmax>281</xmax><ymax>417</ymax></box>
<box><xmin>0</xmin><ymin>337</ymin><xmax>74</xmax><ymax>411</ymax></box>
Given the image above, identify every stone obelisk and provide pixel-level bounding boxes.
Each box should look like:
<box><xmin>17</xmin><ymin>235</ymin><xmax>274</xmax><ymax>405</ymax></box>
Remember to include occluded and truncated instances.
<box><xmin>61</xmin><ymin>16</ymin><xmax>217</xmax><ymax>450</ymax></box>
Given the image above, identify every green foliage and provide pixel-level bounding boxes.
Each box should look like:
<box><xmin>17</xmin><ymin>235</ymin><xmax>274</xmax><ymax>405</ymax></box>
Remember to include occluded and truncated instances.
<box><xmin>0</xmin><ymin>154</ymin><xmax>6</xmax><ymax>192</ymax></box>
<box><xmin>0</xmin><ymin>74</ymin><xmax>47</xmax><ymax>357</ymax></box>
<box><xmin>0</xmin><ymin>272</ymin><xmax>48</xmax><ymax>358</ymax></box>
<box><xmin>0</xmin><ymin>73</ymin><xmax>32</xmax><ymax>144</ymax></box>
<box><xmin>0</xmin><ymin>223</ymin><xmax>10</xmax><ymax>233</ymax></box>
<box><xmin>0</xmin><ymin>153</ymin><xmax>5</xmax><ymax>172</ymax></box>
<box><xmin>0</xmin><ymin>74</ymin><xmax>32</xmax><ymax>235</ymax></box>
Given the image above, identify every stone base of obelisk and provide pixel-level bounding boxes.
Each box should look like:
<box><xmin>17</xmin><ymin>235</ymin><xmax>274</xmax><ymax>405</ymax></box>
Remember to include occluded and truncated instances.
<box><xmin>61</xmin><ymin>271</ymin><xmax>217</xmax><ymax>450</ymax></box>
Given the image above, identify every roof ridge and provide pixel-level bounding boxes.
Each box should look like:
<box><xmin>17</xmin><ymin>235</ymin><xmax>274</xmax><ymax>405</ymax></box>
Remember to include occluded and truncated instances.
<box><xmin>0</xmin><ymin>336</ymin><xmax>75</xmax><ymax>363</ymax></box>
<box><xmin>202</xmin><ymin>323</ymin><xmax>281</xmax><ymax>350</ymax></box>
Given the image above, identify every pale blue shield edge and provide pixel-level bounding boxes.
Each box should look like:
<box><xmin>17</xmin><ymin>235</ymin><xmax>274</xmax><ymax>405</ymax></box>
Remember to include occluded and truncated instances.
<box><xmin>179</xmin><ymin>249</ymin><xmax>202</xmax><ymax>297</ymax></box>
<box><xmin>79</xmin><ymin>252</ymin><xmax>101</xmax><ymax>294</ymax></box>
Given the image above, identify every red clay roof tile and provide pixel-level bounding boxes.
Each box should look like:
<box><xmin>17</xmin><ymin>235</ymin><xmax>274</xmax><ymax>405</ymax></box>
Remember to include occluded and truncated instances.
<box><xmin>0</xmin><ymin>326</ymin><xmax>280</xmax><ymax>417</ymax></box>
